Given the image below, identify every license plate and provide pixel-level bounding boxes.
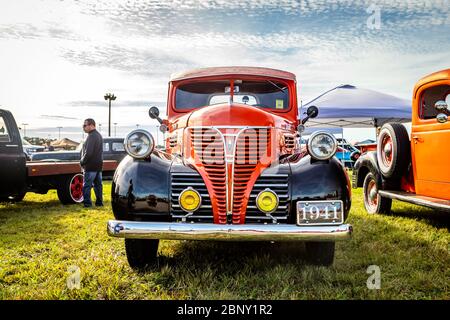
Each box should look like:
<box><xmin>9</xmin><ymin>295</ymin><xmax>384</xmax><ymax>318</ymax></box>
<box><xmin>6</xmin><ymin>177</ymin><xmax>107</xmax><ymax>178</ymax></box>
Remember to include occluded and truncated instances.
<box><xmin>296</xmin><ymin>200</ymin><xmax>344</xmax><ymax>225</ymax></box>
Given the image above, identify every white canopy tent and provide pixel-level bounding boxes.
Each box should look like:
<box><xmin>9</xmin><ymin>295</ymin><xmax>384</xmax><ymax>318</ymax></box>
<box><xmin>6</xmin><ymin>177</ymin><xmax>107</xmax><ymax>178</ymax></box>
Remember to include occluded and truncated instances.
<box><xmin>302</xmin><ymin>84</ymin><xmax>411</xmax><ymax>128</ymax></box>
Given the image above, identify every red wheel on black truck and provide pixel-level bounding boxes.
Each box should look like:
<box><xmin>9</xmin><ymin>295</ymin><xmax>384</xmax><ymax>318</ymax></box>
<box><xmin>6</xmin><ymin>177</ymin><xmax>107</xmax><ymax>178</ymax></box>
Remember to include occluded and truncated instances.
<box><xmin>377</xmin><ymin>123</ymin><xmax>410</xmax><ymax>180</ymax></box>
<box><xmin>57</xmin><ymin>173</ymin><xmax>84</xmax><ymax>204</ymax></box>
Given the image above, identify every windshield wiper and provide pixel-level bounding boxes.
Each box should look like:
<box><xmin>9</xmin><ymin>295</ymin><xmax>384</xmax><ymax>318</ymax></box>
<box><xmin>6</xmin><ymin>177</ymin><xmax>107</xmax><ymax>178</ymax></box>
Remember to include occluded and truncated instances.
<box><xmin>267</xmin><ymin>80</ymin><xmax>286</xmax><ymax>93</ymax></box>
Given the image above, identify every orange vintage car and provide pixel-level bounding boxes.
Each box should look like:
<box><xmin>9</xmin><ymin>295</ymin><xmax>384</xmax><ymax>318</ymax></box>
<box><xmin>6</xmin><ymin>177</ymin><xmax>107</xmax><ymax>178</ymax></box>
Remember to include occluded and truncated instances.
<box><xmin>107</xmin><ymin>67</ymin><xmax>353</xmax><ymax>269</ymax></box>
<box><xmin>353</xmin><ymin>68</ymin><xmax>450</xmax><ymax>214</ymax></box>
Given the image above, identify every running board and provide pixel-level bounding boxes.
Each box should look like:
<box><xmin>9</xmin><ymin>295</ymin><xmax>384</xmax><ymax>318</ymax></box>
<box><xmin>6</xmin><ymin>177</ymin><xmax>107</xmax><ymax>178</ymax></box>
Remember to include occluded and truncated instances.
<box><xmin>379</xmin><ymin>190</ymin><xmax>450</xmax><ymax>212</ymax></box>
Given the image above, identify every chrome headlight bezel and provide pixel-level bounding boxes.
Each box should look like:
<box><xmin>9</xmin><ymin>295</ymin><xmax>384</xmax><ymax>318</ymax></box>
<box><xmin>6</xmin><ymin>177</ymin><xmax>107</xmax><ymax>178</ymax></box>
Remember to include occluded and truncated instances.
<box><xmin>124</xmin><ymin>129</ymin><xmax>155</xmax><ymax>159</ymax></box>
<box><xmin>307</xmin><ymin>131</ymin><xmax>338</xmax><ymax>160</ymax></box>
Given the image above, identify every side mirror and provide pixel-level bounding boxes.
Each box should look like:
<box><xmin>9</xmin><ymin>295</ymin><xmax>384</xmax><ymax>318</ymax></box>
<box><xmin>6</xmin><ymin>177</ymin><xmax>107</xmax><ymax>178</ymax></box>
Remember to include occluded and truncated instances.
<box><xmin>307</xmin><ymin>105</ymin><xmax>319</xmax><ymax>118</ymax></box>
<box><xmin>148</xmin><ymin>106</ymin><xmax>165</xmax><ymax>126</ymax></box>
<box><xmin>149</xmin><ymin>106</ymin><xmax>160</xmax><ymax>119</ymax></box>
<box><xmin>301</xmin><ymin>105</ymin><xmax>319</xmax><ymax>125</ymax></box>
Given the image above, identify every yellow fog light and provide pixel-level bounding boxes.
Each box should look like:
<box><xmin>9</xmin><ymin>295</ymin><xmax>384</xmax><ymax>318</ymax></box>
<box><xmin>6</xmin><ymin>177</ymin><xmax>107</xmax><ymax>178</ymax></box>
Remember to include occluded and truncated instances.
<box><xmin>179</xmin><ymin>187</ymin><xmax>202</xmax><ymax>212</ymax></box>
<box><xmin>256</xmin><ymin>189</ymin><xmax>279</xmax><ymax>214</ymax></box>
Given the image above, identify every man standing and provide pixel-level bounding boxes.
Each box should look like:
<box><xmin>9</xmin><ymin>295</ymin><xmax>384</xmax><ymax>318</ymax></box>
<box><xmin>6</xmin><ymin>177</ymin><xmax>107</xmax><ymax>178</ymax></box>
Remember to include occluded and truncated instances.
<box><xmin>80</xmin><ymin>118</ymin><xmax>103</xmax><ymax>208</ymax></box>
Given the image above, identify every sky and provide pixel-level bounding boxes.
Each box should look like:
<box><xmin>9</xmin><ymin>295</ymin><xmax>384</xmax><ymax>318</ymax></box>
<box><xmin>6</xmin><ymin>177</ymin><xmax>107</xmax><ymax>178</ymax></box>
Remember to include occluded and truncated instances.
<box><xmin>0</xmin><ymin>0</ymin><xmax>449</xmax><ymax>143</ymax></box>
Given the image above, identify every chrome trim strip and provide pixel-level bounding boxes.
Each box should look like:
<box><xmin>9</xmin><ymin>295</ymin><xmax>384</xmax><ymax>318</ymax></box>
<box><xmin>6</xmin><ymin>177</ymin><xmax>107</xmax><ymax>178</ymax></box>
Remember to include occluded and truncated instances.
<box><xmin>107</xmin><ymin>220</ymin><xmax>352</xmax><ymax>241</ymax></box>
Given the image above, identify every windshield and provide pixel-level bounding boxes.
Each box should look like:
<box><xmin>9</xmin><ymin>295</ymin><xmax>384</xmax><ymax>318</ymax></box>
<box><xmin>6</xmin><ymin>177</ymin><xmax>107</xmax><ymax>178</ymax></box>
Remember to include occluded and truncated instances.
<box><xmin>175</xmin><ymin>79</ymin><xmax>289</xmax><ymax>110</ymax></box>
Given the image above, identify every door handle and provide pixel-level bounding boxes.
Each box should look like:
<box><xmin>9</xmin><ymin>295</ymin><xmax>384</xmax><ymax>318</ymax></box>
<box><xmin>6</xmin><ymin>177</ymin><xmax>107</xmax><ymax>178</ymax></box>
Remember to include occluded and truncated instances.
<box><xmin>412</xmin><ymin>136</ymin><xmax>423</xmax><ymax>144</ymax></box>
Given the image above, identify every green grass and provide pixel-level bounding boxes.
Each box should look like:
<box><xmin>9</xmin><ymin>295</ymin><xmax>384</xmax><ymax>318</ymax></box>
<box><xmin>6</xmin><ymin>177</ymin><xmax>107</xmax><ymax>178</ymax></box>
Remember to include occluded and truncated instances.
<box><xmin>0</xmin><ymin>179</ymin><xmax>449</xmax><ymax>299</ymax></box>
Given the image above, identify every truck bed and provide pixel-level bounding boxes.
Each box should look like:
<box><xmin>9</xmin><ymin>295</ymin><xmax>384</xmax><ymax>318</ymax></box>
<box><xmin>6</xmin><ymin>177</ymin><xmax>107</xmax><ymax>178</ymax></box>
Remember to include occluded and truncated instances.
<box><xmin>26</xmin><ymin>160</ymin><xmax>118</xmax><ymax>177</ymax></box>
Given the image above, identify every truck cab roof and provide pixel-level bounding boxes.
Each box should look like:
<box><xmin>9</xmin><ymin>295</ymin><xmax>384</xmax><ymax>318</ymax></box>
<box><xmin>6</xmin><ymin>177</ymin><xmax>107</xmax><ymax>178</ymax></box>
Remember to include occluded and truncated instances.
<box><xmin>170</xmin><ymin>66</ymin><xmax>296</xmax><ymax>82</ymax></box>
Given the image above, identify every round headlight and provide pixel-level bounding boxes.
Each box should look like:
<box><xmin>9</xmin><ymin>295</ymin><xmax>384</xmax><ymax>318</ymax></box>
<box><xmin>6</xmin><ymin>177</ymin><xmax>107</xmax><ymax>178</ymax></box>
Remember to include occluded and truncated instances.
<box><xmin>124</xmin><ymin>129</ymin><xmax>154</xmax><ymax>159</ymax></box>
<box><xmin>179</xmin><ymin>187</ymin><xmax>202</xmax><ymax>212</ymax></box>
<box><xmin>256</xmin><ymin>189</ymin><xmax>279</xmax><ymax>214</ymax></box>
<box><xmin>307</xmin><ymin>131</ymin><xmax>337</xmax><ymax>160</ymax></box>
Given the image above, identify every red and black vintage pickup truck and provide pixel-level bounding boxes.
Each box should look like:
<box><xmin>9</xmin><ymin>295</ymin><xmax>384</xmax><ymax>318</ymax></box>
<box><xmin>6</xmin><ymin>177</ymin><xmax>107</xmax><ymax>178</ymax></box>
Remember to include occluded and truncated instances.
<box><xmin>107</xmin><ymin>67</ymin><xmax>353</xmax><ymax>268</ymax></box>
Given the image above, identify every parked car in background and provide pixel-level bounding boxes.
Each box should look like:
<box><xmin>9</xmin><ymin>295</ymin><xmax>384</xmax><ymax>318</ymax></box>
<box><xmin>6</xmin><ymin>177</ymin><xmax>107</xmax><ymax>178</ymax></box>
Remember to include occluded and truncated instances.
<box><xmin>31</xmin><ymin>137</ymin><xmax>126</xmax><ymax>163</ymax></box>
<box><xmin>354</xmin><ymin>139</ymin><xmax>377</xmax><ymax>155</ymax></box>
<box><xmin>22</xmin><ymin>138</ymin><xmax>45</xmax><ymax>160</ymax></box>
<box><xmin>107</xmin><ymin>66</ymin><xmax>352</xmax><ymax>269</ymax></box>
<box><xmin>335</xmin><ymin>138</ymin><xmax>360</xmax><ymax>168</ymax></box>
<box><xmin>353</xmin><ymin>68</ymin><xmax>450</xmax><ymax>214</ymax></box>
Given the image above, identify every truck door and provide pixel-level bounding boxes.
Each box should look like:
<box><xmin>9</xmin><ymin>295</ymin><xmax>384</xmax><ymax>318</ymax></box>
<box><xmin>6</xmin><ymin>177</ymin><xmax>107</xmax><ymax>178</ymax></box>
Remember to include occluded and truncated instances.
<box><xmin>0</xmin><ymin>110</ymin><xmax>27</xmax><ymax>197</ymax></box>
<box><xmin>411</xmin><ymin>82</ymin><xmax>450</xmax><ymax>200</ymax></box>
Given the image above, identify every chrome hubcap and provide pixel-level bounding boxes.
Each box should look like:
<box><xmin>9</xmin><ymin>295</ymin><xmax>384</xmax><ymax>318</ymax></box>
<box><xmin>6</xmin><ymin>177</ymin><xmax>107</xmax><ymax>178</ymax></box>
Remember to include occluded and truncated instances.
<box><xmin>383</xmin><ymin>143</ymin><xmax>392</xmax><ymax>158</ymax></box>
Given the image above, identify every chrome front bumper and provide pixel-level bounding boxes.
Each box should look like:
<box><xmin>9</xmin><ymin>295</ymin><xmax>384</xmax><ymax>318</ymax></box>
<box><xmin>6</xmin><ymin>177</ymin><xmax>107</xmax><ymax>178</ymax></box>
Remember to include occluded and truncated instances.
<box><xmin>107</xmin><ymin>221</ymin><xmax>352</xmax><ymax>241</ymax></box>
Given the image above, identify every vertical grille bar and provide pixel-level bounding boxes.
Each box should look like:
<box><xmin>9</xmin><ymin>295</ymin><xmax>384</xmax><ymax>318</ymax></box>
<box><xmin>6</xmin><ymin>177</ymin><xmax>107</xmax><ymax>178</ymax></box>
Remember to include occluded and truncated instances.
<box><xmin>232</xmin><ymin>128</ymin><xmax>271</xmax><ymax>224</ymax></box>
<box><xmin>190</xmin><ymin>128</ymin><xmax>227</xmax><ymax>224</ymax></box>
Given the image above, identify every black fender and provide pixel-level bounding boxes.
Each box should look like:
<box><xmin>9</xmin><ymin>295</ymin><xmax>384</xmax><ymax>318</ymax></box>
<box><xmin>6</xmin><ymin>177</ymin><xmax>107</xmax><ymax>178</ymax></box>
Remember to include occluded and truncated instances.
<box><xmin>111</xmin><ymin>151</ymin><xmax>173</xmax><ymax>221</ymax></box>
<box><xmin>353</xmin><ymin>151</ymin><xmax>380</xmax><ymax>188</ymax></box>
<box><xmin>353</xmin><ymin>151</ymin><xmax>395</xmax><ymax>190</ymax></box>
<box><xmin>288</xmin><ymin>155</ymin><xmax>352</xmax><ymax>221</ymax></box>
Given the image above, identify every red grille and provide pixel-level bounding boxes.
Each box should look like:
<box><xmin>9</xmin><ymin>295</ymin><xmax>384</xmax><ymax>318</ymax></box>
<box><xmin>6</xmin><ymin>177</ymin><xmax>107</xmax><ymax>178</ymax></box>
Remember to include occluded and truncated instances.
<box><xmin>190</xmin><ymin>128</ymin><xmax>227</xmax><ymax>224</ymax></box>
<box><xmin>283</xmin><ymin>133</ymin><xmax>295</xmax><ymax>149</ymax></box>
<box><xmin>233</xmin><ymin>128</ymin><xmax>271</xmax><ymax>223</ymax></box>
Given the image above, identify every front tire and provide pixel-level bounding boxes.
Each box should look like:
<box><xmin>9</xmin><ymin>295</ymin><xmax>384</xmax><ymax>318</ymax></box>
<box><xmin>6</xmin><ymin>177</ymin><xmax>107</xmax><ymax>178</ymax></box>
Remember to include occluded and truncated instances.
<box><xmin>363</xmin><ymin>172</ymin><xmax>392</xmax><ymax>214</ymax></box>
<box><xmin>125</xmin><ymin>239</ymin><xmax>159</xmax><ymax>270</ymax></box>
<box><xmin>305</xmin><ymin>241</ymin><xmax>335</xmax><ymax>266</ymax></box>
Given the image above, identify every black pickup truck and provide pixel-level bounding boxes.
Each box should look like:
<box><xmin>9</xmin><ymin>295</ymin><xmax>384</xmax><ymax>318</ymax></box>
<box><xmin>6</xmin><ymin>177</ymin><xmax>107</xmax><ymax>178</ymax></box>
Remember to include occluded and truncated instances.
<box><xmin>0</xmin><ymin>109</ymin><xmax>117</xmax><ymax>204</ymax></box>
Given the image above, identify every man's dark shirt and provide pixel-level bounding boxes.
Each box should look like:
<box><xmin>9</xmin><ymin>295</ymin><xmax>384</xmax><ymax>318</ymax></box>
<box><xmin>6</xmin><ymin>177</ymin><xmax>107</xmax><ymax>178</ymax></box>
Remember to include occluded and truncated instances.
<box><xmin>80</xmin><ymin>129</ymin><xmax>103</xmax><ymax>171</ymax></box>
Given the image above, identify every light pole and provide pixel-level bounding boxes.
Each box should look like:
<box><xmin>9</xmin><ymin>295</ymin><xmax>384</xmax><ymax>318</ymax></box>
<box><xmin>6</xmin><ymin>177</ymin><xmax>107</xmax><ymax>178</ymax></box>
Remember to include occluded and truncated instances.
<box><xmin>104</xmin><ymin>93</ymin><xmax>117</xmax><ymax>137</ymax></box>
<box><xmin>21</xmin><ymin>123</ymin><xmax>29</xmax><ymax>137</ymax></box>
<box><xmin>113</xmin><ymin>123</ymin><xmax>117</xmax><ymax>137</ymax></box>
<box><xmin>57</xmin><ymin>126</ymin><xmax>63</xmax><ymax>140</ymax></box>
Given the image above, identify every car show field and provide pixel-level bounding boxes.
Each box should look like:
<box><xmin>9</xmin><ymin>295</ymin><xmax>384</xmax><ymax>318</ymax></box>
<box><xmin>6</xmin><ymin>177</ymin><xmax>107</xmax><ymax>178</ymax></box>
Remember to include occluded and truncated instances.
<box><xmin>1</xmin><ymin>179</ymin><xmax>448</xmax><ymax>300</ymax></box>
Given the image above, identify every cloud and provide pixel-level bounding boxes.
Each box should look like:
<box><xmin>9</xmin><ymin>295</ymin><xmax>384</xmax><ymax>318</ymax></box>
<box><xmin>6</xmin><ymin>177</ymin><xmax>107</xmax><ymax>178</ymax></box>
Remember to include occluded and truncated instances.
<box><xmin>40</xmin><ymin>115</ymin><xmax>81</xmax><ymax>120</ymax></box>
<box><xmin>64</xmin><ymin>100</ymin><xmax>165</xmax><ymax>107</ymax></box>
